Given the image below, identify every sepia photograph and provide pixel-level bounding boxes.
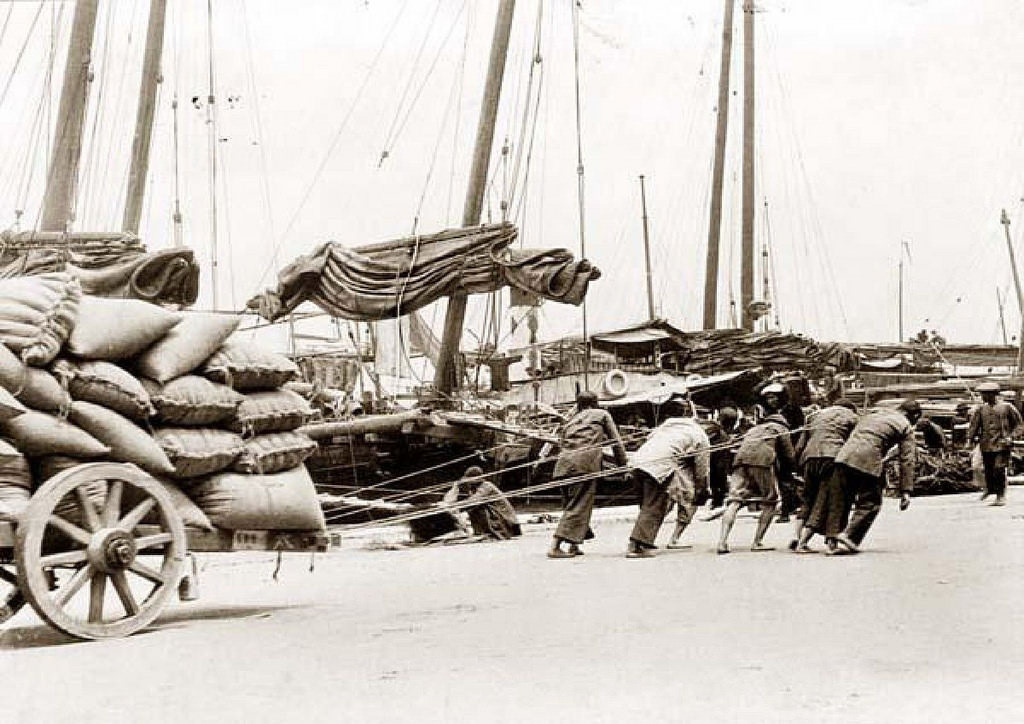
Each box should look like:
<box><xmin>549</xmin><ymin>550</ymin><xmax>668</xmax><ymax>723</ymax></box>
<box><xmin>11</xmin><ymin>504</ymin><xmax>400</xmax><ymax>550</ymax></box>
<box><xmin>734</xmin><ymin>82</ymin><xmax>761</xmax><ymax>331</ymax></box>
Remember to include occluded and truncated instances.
<box><xmin>0</xmin><ymin>1</ymin><xmax>1022</xmax><ymax>721</ymax></box>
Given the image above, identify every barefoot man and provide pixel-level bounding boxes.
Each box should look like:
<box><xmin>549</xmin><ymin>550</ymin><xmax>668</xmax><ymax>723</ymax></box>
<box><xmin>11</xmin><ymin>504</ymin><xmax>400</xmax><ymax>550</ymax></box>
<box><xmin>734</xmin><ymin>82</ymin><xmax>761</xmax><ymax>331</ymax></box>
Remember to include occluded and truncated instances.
<box><xmin>717</xmin><ymin>385</ymin><xmax>797</xmax><ymax>554</ymax></box>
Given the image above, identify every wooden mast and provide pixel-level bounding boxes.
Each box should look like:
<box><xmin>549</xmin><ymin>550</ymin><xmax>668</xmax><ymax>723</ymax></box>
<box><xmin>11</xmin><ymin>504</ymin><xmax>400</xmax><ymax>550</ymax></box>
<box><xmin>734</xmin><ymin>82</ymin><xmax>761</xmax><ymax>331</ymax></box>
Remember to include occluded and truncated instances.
<box><xmin>40</xmin><ymin>0</ymin><xmax>100</xmax><ymax>232</ymax></box>
<box><xmin>434</xmin><ymin>0</ymin><xmax>517</xmax><ymax>397</ymax></box>
<box><xmin>999</xmin><ymin>209</ymin><xmax>1024</xmax><ymax>371</ymax></box>
<box><xmin>898</xmin><ymin>248</ymin><xmax>904</xmax><ymax>342</ymax></box>
<box><xmin>122</xmin><ymin>0</ymin><xmax>169</xmax><ymax>234</ymax></box>
<box><xmin>702</xmin><ymin>0</ymin><xmax>735</xmax><ymax>330</ymax></box>
<box><xmin>740</xmin><ymin>1</ymin><xmax>755</xmax><ymax>331</ymax></box>
<box><xmin>639</xmin><ymin>175</ymin><xmax>655</xmax><ymax>320</ymax></box>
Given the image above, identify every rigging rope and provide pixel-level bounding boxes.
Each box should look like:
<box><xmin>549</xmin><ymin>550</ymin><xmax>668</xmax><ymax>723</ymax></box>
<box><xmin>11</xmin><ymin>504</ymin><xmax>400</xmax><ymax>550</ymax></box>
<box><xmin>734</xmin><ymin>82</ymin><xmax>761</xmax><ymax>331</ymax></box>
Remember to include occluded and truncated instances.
<box><xmin>377</xmin><ymin>0</ymin><xmax>445</xmax><ymax>167</ymax></box>
<box><xmin>240</xmin><ymin>0</ymin><xmax>281</xmax><ymax>278</ymax></box>
<box><xmin>251</xmin><ymin>0</ymin><xmax>411</xmax><ymax>292</ymax></box>
<box><xmin>329</xmin><ymin>422</ymin><xmax>811</xmax><ymax>529</ymax></box>
<box><xmin>0</xmin><ymin>2</ymin><xmax>44</xmax><ymax>114</ymax></box>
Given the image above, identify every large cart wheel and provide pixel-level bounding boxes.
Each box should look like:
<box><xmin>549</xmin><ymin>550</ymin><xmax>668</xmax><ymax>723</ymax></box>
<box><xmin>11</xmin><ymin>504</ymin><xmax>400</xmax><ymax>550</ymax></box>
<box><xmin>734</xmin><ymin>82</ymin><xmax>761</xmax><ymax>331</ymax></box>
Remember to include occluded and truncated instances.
<box><xmin>15</xmin><ymin>463</ymin><xmax>186</xmax><ymax>640</ymax></box>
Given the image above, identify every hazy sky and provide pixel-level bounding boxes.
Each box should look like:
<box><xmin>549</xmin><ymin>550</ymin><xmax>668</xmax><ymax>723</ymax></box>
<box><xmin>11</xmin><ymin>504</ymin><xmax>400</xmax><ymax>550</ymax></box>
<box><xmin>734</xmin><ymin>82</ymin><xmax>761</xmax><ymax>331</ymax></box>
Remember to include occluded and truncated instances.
<box><xmin>1</xmin><ymin>0</ymin><xmax>1024</xmax><ymax>350</ymax></box>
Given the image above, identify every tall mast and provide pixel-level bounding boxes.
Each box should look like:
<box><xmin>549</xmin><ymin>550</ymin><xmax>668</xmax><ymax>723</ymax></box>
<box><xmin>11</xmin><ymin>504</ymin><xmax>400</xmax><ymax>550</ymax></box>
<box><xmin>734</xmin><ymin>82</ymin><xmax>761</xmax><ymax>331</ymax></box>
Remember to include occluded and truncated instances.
<box><xmin>40</xmin><ymin>0</ymin><xmax>100</xmax><ymax>232</ymax></box>
<box><xmin>205</xmin><ymin>0</ymin><xmax>220</xmax><ymax>310</ymax></box>
<box><xmin>434</xmin><ymin>0</ymin><xmax>517</xmax><ymax>397</ymax></box>
<box><xmin>702</xmin><ymin>0</ymin><xmax>736</xmax><ymax>330</ymax></box>
<box><xmin>640</xmin><ymin>175</ymin><xmax>655</xmax><ymax>320</ymax></box>
<box><xmin>122</xmin><ymin>0</ymin><xmax>169</xmax><ymax>234</ymax></box>
<box><xmin>999</xmin><ymin>209</ymin><xmax>1024</xmax><ymax>371</ymax></box>
<box><xmin>898</xmin><ymin>250</ymin><xmax>904</xmax><ymax>342</ymax></box>
<box><xmin>740</xmin><ymin>1</ymin><xmax>755</xmax><ymax>331</ymax></box>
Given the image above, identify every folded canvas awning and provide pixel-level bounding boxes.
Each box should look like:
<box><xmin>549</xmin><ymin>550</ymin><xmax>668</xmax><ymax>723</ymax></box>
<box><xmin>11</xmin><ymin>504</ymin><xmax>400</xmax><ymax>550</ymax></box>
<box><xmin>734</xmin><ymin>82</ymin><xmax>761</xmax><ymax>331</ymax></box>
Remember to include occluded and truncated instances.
<box><xmin>246</xmin><ymin>223</ymin><xmax>601</xmax><ymax>322</ymax></box>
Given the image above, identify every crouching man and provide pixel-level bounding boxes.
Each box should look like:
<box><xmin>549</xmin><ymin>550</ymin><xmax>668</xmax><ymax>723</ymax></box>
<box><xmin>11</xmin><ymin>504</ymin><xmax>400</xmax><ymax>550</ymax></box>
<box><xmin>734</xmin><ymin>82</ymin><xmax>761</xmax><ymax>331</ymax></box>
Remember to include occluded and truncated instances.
<box><xmin>626</xmin><ymin>399</ymin><xmax>710</xmax><ymax>558</ymax></box>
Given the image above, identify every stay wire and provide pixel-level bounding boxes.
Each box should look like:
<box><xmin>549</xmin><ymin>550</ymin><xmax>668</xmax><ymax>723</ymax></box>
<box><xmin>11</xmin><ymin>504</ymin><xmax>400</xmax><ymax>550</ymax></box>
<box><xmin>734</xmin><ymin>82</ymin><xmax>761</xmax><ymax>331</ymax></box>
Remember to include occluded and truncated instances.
<box><xmin>251</xmin><ymin>0</ymin><xmax>411</xmax><ymax>291</ymax></box>
<box><xmin>377</xmin><ymin>0</ymin><xmax>446</xmax><ymax>164</ymax></box>
<box><xmin>0</xmin><ymin>2</ymin><xmax>44</xmax><ymax>114</ymax></box>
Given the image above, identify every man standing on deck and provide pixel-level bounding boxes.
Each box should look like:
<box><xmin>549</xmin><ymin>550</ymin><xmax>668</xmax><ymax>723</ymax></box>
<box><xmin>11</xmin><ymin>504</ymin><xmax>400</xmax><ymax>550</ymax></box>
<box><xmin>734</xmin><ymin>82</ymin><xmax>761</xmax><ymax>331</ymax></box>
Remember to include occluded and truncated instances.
<box><xmin>793</xmin><ymin>398</ymin><xmax>859</xmax><ymax>553</ymax></box>
<box><xmin>548</xmin><ymin>391</ymin><xmax>629</xmax><ymax>559</ymax></box>
<box><xmin>625</xmin><ymin>399</ymin><xmax>710</xmax><ymax>558</ymax></box>
<box><xmin>716</xmin><ymin>393</ymin><xmax>797</xmax><ymax>554</ymax></box>
<box><xmin>968</xmin><ymin>382</ymin><xmax>1022</xmax><ymax>507</ymax></box>
<box><xmin>830</xmin><ymin>399</ymin><xmax>921</xmax><ymax>554</ymax></box>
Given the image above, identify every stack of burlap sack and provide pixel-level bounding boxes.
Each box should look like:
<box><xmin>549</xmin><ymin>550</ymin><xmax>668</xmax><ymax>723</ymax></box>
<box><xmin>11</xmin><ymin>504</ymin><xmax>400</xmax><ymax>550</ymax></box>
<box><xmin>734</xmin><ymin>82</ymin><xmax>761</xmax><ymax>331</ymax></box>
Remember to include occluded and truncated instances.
<box><xmin>0</xmin><ymin>273</ymin><xmax>325</xmax><ymax>533</ymax></box>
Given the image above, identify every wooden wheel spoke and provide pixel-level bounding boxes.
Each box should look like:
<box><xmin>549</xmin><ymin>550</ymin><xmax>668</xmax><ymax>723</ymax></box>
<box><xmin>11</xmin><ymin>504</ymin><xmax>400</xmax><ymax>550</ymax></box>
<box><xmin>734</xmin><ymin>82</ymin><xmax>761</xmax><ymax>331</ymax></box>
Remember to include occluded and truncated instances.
<box><xmin>40</xmin><ymin>549</ymin><xmax>90</xmax><ymax>568</ymax></box>
<box><xmin>103</xmin><ymin>480</ymin><xmax>123</xmax><ymax>528</ymax></box>
<box><xmin>134</xmin><ymin>532</ymin><xmax>173</xmax><ymax>551</ymax></box>
<box><xmin>110</xmin><ymin>570</ymin><xmax>139</xmax><ymax>616</ymax></box>
<box><xmin>127</xmin><ymin>559</ymin><xmax>165</xmax><ymax>585</ymax></box>
<box><xmin>54</xmin><ymin>564</ymin><xmax>92</xmax><ymax>607</ymax></box>
<box><xmin>48</xmin><ymin>515</ymin><xmax>93</xmax><ymax>546</ymax></box>
<box><xmin>88</xmin><ymin>572</ymin><xmax>106</xmax><ymax>623</ymax></box>
<box><xmin>75</xmin><ymin>486</ymin><xmax>102</xmax><ymax>533</ymax></box>
<box><xmin>0</xmin><ymin>566</ymin><xmax>18</xmax><ymax>585</ymax></box>
<box><xmin>118</xmin><ymin>498</ymin><xmax>156</xmax><ymax>532</ymax></box>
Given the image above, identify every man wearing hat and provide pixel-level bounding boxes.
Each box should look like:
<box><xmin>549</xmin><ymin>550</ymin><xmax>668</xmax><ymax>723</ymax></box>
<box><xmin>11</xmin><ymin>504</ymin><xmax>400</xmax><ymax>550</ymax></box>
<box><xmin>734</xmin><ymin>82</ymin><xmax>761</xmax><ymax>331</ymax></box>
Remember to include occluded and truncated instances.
<box><xmin>441</xmin><ymin>466</ymin><xmax>522</xmax><ymax>540</ymax></box>
<box><xmin>828</xmin><ymin>399</ymin><xmax>921</xmax><ymax>553</ymax></box>
<box><xmin>968</xmin><ymin>382</ymin><xmax>1022</xmax><ymax>506</ymax></box>
<box><xmin>624</xmin><ymin>398</ymin><xmax>710</xmax><ymax>558</ymax></box>
<box><xmin>548</xmin><ymin>390</ymin><xmax>629</xmax><ymax>558</ymax></box>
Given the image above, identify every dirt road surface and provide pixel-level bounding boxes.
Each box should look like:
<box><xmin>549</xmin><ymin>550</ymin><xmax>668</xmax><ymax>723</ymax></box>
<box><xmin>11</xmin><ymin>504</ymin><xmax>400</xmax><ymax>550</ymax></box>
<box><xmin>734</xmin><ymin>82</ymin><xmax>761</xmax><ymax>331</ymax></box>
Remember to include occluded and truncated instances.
<box><xmin>2</xmin><ymin>493</ymin><xmax>1023</xmax><ymax>723</ymax></box>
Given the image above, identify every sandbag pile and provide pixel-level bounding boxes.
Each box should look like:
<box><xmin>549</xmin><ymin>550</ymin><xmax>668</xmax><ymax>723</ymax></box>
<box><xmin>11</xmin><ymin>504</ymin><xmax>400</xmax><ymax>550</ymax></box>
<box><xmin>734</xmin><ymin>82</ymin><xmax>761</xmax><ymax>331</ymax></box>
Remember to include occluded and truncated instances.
<box><xmin>0</xmin><ymin>282</ymin><xmax>325</xmax><ymax>532</ymax></box>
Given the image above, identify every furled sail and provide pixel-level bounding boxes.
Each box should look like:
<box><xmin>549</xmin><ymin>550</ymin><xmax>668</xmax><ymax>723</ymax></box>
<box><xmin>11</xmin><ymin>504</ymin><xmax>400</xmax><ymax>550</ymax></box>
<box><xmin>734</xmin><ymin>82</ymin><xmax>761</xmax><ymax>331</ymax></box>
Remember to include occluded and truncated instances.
<box><xmin>0</xmin><ymin>231</ymin><xmax>199</xmax><ymax>305</ymax></box>
<box><xmin>246</xmin><ymin>223</ymin><xmax>601</xmax><ymax>322</ymax></box>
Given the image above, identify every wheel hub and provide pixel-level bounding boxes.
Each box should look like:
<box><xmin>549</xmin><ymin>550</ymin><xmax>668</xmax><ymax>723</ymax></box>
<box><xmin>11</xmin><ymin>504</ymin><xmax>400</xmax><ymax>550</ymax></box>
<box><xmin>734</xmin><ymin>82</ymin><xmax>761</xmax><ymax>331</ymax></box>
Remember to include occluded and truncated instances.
<box><xmin>87</xmin><ymin>529</ymin><xmax>137</xmax><ymax>572</ymax></box>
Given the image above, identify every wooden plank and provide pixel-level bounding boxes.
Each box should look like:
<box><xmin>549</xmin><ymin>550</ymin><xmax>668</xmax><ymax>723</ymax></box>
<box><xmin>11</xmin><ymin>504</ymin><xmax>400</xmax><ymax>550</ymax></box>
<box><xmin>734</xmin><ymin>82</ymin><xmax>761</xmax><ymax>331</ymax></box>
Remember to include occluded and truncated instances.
<box><xmin>299</xmin><ymin>410</ymin><xmax>428</xmax><ymax>440</ymax></box>
<box><xmin>185</xmin><ymin>528</ymin><xmax>331</xmax><ymax>553</ymax></box>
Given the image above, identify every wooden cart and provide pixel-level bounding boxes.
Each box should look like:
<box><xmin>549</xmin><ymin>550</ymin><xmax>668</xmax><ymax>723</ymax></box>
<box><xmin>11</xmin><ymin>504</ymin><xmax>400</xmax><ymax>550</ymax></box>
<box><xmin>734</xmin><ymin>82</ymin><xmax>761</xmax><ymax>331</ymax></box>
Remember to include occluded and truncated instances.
<box><xmin>0</xmin><ymin>462</ymin><xmax>329</xmax><ymax>640</ymax></box>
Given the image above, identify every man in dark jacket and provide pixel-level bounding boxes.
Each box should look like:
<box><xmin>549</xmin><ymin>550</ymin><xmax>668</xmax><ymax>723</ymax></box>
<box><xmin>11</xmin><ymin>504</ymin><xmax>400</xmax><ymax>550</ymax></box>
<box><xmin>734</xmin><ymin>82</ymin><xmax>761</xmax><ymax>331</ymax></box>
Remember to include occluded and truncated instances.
<box><xmin>716</xmin><ymin>404</ymin><xmax>796</xmax><ymax>554</ymax></box>
<box><xmin>548</xmin><ymin>391</ymin><xmax>629</xmax><ymax>558</ymax></box>
<box><xmin>968</xmin><ymin>381</ymin><xmax>1022</xmax><ymax>506</ymax></box>
<box><xmin>703</xmin><ymin>406</ymin><xmax>739</xmax><ymax>510</ymax></box>
<box><xmin>794</xmin><ymin>399</ymin><xmax>858</xmax><ymax>552</ymax></box>
<box><xmin>830</xmin><ymin>399</ymin><xmax>921</xmax><ymax>554</ymax></box>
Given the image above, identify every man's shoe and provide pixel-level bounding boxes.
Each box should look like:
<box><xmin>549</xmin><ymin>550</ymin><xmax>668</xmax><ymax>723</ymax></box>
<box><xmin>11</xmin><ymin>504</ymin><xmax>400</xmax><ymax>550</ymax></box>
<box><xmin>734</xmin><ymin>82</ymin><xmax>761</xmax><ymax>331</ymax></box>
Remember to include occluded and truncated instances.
<box><xmin>795</xmin><ymin>545</ymin><xmax>817</xmax><ymax>554</ymax></box>
<box><xmin>788</xmin><ymin>539</ymin><xmax>799</xmax><ymax>551</ymax></box>
<box><xmin>980</xmin><ymin>492</ymin><xmax>991</xmax><ymax>502</ymax></box>
<box><xmin>716</xmin><ymin>544</ymin><xmax>730</xmax><ymax>555</ymax></box>
<box><xmin>626</xmin><ymin>548</ymin><xmax>655</xmax><ymax>559</ymax></box>
<box><xmin>991</xmin><ymin>496</ymin><xmax>1007</xmax><ymax>507</ymax></box>
<box><xmin>666</xmin><ymin>543</ymin><xmax>693</xmax><ymax>550</ymax></box>
<box><xmin>750</xmin><ymin>543</ymin><xmax>775</xmax><ymax>552</ymax></box>
<box><xmin>835</xmin><ymin>533</ymin><xmax>860</xmax><ymax>553</ymax></box>
<box><xmin>547</xmin><ymin>549</ymin><xmax>574</xmax><ymax>559</ymax></box>
<box><xmin>568</xmin><ymin>544</ymin><xmax>584</xmax><ymax>556</ymax></box>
